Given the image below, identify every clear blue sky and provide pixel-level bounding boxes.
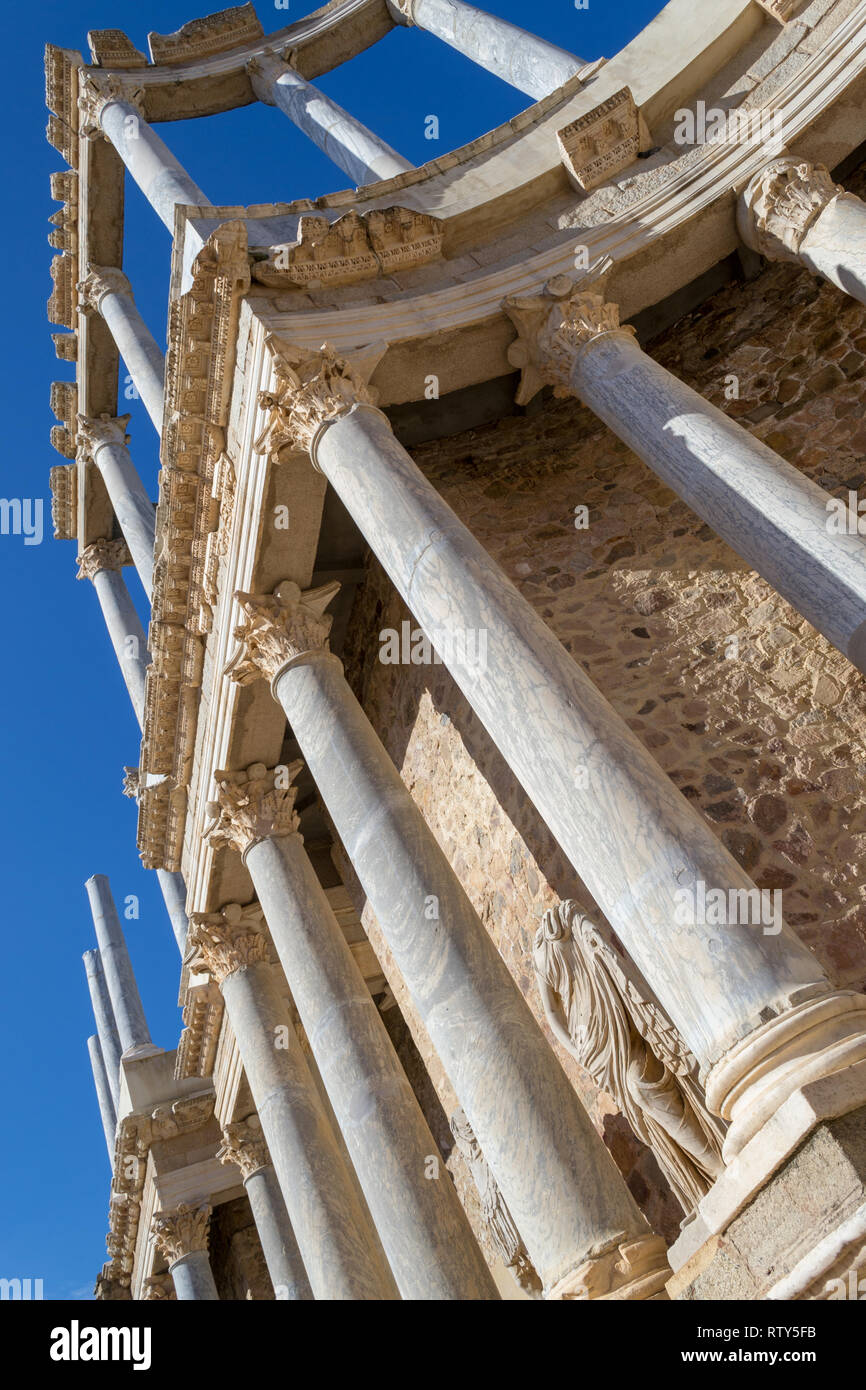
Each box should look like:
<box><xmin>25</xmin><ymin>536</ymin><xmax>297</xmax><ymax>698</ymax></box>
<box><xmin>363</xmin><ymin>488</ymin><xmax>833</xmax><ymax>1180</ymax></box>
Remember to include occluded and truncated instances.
<box><xmin>0</xmin><ymin>0</ymin><xmax>663</xmax><ymax>1299</ymax></box>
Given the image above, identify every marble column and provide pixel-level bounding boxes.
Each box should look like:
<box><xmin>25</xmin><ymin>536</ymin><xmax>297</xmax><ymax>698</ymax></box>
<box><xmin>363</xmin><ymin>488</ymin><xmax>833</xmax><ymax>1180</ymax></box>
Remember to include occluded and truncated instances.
<box><xmin>189</xmin><ymin>903</ymin><xmax>399</xmax><ymax>1300</ymax></box>
<box><xmin>83</xmin><ymin>948</ymin><xmax>122</xmax><ymax>1106</ymax></box>
<box><xmin>252</xmin><ymin>346</ymin><xmax>866</xmax><ymax>1162</ymax></box>
<box><xmin>79</xmin><ymin>75</ymin><xmax>212</xmax><ymax>233</ymax></box>
<box><xmin>248</xmin><ymin>53</ymin><xmax>413</xmax><ymax>186</ymax></box>
<box><xmin>150</xmin><ymin>1204</ymin><xmax>219</xmax><ymax>1301</ymax></box>
<box><xmin>226</xmin><ymin>586</ymin><xmax>669</xmax><ymax>1298</ymax></box>
<box><xmin>85</xmin><ymin>874</ymin><xmax>154</xmax><ymax>1059</ymax></box>
<box><xmin>78</xmin><ymin>266</ymin><xmax>165</xmax><ymax>434</ymax></box>
<box><xmin>207</xmin><ymin>763</ymin><xmax>499</xmax><ymax>1301</ymax></box>
<box><xmin>87</xmin><ymin>1034</ymin><xmax>117</xmax><ymax>1159</ymax></box>
<box><xmin>386</xmin><ymin>0</ymin><xmax>586</xmax><ymax>99</ymax></box>
<box><xmin>218</xmin><ymin>1115</ymin><xmax>313</xmax><ymax>1301</ymax></box>
<box><xmin>504</xmin><ymin>284</ymin><xmax>866</xmax><ymax>671</ymax></box>
<box><xmin>76</xmin><ymin>418</ymin><xmax>155</xmax><ymax>599</ymax></box>
<box><xmin>77</xmin><ymin>539</ymin><xmax>149</xmax><ymax>727</ymax></box>
<box><xmin>155</xmin><ymin>869</ymin><xmax>189</xmax><ymax>953</ymax></box>
<box><xmin>738</xmin><ymin>155</ymin><xmax>866</xmax><ymax>306</ymax></box>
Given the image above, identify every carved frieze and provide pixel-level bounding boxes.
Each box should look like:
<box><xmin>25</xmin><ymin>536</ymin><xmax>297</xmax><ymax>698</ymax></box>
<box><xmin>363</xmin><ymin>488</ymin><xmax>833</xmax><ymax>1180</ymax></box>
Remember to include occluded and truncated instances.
<box><xmin>87</xmin><ymin>29</ymin><xmax>149</xmax><ymax>69</ymax></box>
<box><xmin>49</xmin><ymin>464</ymin><xmax>78</xmax><ymax>540</ymax></box>
<box><xmin>225</xmin><ymin>579</ymin><xmax>340</xmax><ymax>686</ymax></box>
<box><xmin>175</xmin><ymin>980</ymin><xmax>224</xmax><ymax>1080</ymax></box>
<box><xmin>450</xmin><ymin>1109</ymin><xmax>541</xmax><ymax>1296</ymax></box>
<box><xmin>53</xmin><ymin>332</ymin><xmax>78</xmax><ymax>362</ymax></box>
<box><xmin>48</xmin><ymin>253</ymin><xmax>78</xmax><ymax>330</ymax></box>
<box><xmin>533</xmin><ymin>901</ymin><xmax>725</xmax><ymax>1213</ymax></box>
<box><xmin>44</xmin><ymin>45</ymin><xmax>81</xmax><ymax>168</ymax></box>
<box><xmin>205</xmin><ymin>761</ymin><xmax>304</xmax><ymax>858</ymax></box>
<box><xmin>148</xmin><ymin>4</ymin><xmax>264</xmax><ymax>64</ymax></box>
<box><xmin>50</xmin><ymin>381</ymin><xmax>78</xmax><ymax>458</ymax></box>
<box><xmin>252</xmin><ymin>207</ymin><xmax>443</xmax><ymax>288</ymax></box>
<box><xmin>137</xmin><ymin>776</ymin><xmax>188</xmax><ymax>873</ymax></box>
<box><xmin>556</xmin><ymin>87</ymin><xmax>651</xmax><ymax>193</ymax></box>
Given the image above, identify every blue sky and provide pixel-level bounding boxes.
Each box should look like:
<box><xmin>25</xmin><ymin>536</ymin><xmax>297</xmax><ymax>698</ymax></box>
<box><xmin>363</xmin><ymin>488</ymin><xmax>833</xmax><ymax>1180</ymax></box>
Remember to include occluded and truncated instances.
<box><xmin>0</xmin><ymin>0</ymin><xmax>663</xmax><ymax>1299</ymax></box>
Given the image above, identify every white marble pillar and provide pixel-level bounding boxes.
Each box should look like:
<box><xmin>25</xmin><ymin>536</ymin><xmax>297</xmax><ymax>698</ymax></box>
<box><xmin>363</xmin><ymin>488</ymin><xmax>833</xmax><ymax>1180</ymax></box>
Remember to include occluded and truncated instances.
<box><xmin>248</xmin><ymin>53</ymin><xmax>413</xmax><ymax>187</ymax></box>
<box><xmin>218</xmin><ymin>1116</ymin><xmax>313</xmax><ymax>1301</ymax></box>
<box><xmin>85</xmin><ymin>874</ymin><xmax>154</xmax><ymax>1059</ymax></box>
<box><xmin>83</xmin><ymin>949</ymin><xmax>122</xmax><ymax>1106</ymax></box>
<box><xmin>78</xmin><ymin>266</ymin><xmax>165</xmax><ymax>433</ymax></box>
<box><xmin>226</xmin><ymin>586</ymin><xmax>669</xmax><ymax>1298</ymax></box>
<box><xmin>207</xmin><ymin>763</ymin><xmax>499</xmax><ymax>1301</ymax></box>
<box><xmin>77</xmin><ymin>539</ymin><xmax>149</xmax><ymax>727</ymax></box>
<box><xmin>76</xmin><ymin>419</ymin><xmax>155</xmax><ymax>598</ymax></box>
<box><xmin>87</xmin><ymin>1034</ymin><xmax>117</xmax><ymax>1160</ymax></box>
<box><xmin>150</xmin><ymin>1204</ymin><xmax>219</xmax><ymax>1301</ymax></box>
<box><xmin>386</xmin><ymin>0</ymin><xmax>586</xmax><ymax>99</ymax></box>
<box><xmin>155</xmin><ymin>869</ymin><xmax>189</xmax><ymax>953</ymax></box>
<box><xmin>189</xmin><ymin>903</ymin><xmax>400</xmax><ymax>1300</ymax></box>
<box><xmin>739</xmin><ymin>155</ymin><xmax>866</xmax><ymax>306</ymax></box>
<box><xmin>252</xmin><ymin>346</ymin><xmax>866</xmax><ymax>1162</ymax></box>
<box><xmin>79</xmin><ymin>75</ymin><xmax>212</xmax><ymax>232</ymax></box>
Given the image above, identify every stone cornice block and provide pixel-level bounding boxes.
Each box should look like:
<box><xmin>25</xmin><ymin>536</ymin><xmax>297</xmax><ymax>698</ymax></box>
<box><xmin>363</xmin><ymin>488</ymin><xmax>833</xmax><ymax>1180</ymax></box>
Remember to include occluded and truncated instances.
<box><xmin>252</xmin><ymin>207</ymin><xmax>444</xmax><ymax>289</ymax></box>
<box><xmin>49</xmin><ymin>464</ymin><xmax>78</xmax><ymax>540</ymax></box>
<box><xmin>147</xmin><ymin>4</ymin><xmax>264</xmax><ymax>65</ymax></box>
<box><xmin>87</xmin><ymin>29</ymin><xmax>149</xmax><ymax>68</ymax></box>
<box><xmin>556</xmin><ymin>86</ymin><xmax>652</xmax><ymax>194</ymax></box>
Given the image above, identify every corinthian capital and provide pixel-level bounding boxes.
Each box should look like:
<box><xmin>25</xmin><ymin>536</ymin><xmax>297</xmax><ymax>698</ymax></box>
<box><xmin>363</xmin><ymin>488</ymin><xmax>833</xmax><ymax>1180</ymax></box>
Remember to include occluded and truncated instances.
<box><xmin>149</xmin><ymin>1203</ymin><xmax>211</xmax><ymax>1265</ymax></box>
<box><xmin>76</xmin><ymin>412</ymin><xmax>131</xmax><ymax>461</ymax></box>
<box><xmin>225</xmin><ymin>579</ymin><xmax>340</xmax><ymax>687</ymax></box>
<box><xmin>217</xmin><ymin>1114</ymin><xmax>270</xmax><ymax>1180</ymax></box>
<box><xmin>187</xmin><ymin>901</ymin><xmax>270</xmax><ymax>985</ymax></box>
<box><xmin>78</xmin><ymin>264</ymin><xmax>133</xmax><ymax>315</ymax></box>
<box><xmin>504</xmin><ymin>276</ymin><xmax>635</xmax><ymax>404</ymax></box>
<box><xmin>385</xmin><ymin>0</ymin><xmax>417</xmax><ymax>22</ymax></box>
<box><xmin>254</xmin><ymin>340</ymin><xmax>385</xmax><ymax>463</ymax></box>
<box><xmin>206</xmin><ymin>760</ymin><xmax>305</xmax><ymax>858</ymax></box>
<box><xmin>78</xmin><ymin>73</ymin><xmax>145</xmax><ymax>139</ymax></box>
<box><xmin>76</xmin><ymin>537</ymin><xmax>131</xmax><ymax>581</ymax></box>
<box><xmin>738</xmin><ymin>156</ymin><xmax>841</xmax><ymax>264</ymax></box>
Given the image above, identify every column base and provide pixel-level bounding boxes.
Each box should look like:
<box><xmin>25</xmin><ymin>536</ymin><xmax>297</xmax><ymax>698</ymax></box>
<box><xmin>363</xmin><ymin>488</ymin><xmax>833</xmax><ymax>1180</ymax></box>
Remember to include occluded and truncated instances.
<box><xmin>669</xmin><ymin>1063</ymin><xmax>866</xmax><ymax>1299</ymax></box>
<box><xmin>546</xmin><ymin>1235</ymin><xmax>670</xmax><ymax>1300</ymax></box>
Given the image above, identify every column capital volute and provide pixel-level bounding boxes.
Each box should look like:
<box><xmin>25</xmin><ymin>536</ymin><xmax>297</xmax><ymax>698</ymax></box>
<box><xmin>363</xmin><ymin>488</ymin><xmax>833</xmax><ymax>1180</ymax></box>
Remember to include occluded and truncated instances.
<box><xmin>76</xmin><ymin>412</ymin><xmax>131</xmax><ymax>462</ymax></box>
<box><xmin>217</xmin><ymin>1114</ymin><xmax>270</xmax><ymax>1180</ymax></box>
<box><xmin>149</xmin><ymin>1202</ymin><xmax>211</xmax><ymax>1266</ymax></box>
<box><xmin>737</xmin><ymin>155</ymin><xmax>842</xmax><ymax>265</ymax></box>
<box><xmin>254</xmin><ymin>339</ymin><xmax>386</xmax><ymax>466</ymax></box>
<box><xmin>503</xmin><ymin>273</ymin><xmax>636</xmax><ymax>405</ymax></box>
<box><xmin>224</xmin><ymin>578</ymin><xmax>341</xmax><ymax>690</ymax></box>
<box><xmin>76</xmin><ymin>537</ymin><xmax>132</xmax><ymax>582</ymax></box>
<box><xmin>78</xmin><ymin>72</ymin><xmax>145</xmax><ymax>139</ymax></box>
<box><xmin>205</xmin><ymin>760</ymin><xmax>305</xmax><ymax>860</ymax></box>
<box><xmin>77</xmin><ymin>263</ymin><xmax>133</xmax><ymax>316</ymax></box>
<box><xmin>187</xmin><ymin>901</ymin><xmax>271</xmax><ymax>986</ymax></box>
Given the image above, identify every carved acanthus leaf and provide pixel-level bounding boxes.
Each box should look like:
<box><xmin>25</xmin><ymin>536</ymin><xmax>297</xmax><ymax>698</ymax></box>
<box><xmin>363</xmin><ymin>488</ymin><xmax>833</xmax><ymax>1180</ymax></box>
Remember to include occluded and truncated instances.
<box><xmin>76</xmin><ymin>412</ymin><xmax>131</xmax><ymax>461</ymax></box>
<box><xmin>77</xmin><ymin>537</ymin><xmax>131</xmax><ymax>581</ymax></box>
<box><xmin>533</xmin><ymin>901</ymin><xmax>725</xmax><ymax>1213</ymax></box>
<box><xmin>225</xmin><ymin>579</ymin><xmax>340</xmax><ymax>686</ymax></box>
<box><xmin>187</xmin><ymin>902</ymin><xmax>270</xmax><ymax>985</ymax></box>
<box><xmin>254</xmin><ymin>341</ymin><xmax>384</xmax><ymax>460</ymax></box>
<box><xmin>78</xmin><ymin>73</ymin><xmax>145</xmax><ymax>138</ymax></box>
<box><xmin>739</xmin><ymin>156</ymin><xmax>841</xmax><ymax>264</ymax></box>
<box><xmin>78</xmin><ymin>264</ymin><xmax>132</xmax><ymax>315</ymax></box>
<box><xmin>503</xmin><ymin>271</ymin><xmax>632</xmax><ymax>404</ymax></box>
<box><xmin>150</xmin><ymin>1203</ymin><xmax>211</xmax><ymax>1264</ymax></box>
<box><xmin>206</xmin><ymin>760</ymin><xmax>304</xmax><ymax>857</ymax></box>
<box><xmin>218</xmin><ymin>1114</ymin><xmax>270</xmax><ymax>1180</ymax></box>
<box><xmin>450</xmin><ymin>1109</ymin><xmax>541</xmax><ymax>1296</ymax></box>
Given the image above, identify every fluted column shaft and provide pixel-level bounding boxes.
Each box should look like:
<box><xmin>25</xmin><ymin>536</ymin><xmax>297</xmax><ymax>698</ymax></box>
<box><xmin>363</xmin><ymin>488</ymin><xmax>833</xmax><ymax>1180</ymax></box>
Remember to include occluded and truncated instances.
<box><xmin>388</xmin><ymin>0</ymin><xmax>585</xmax><ymax>98</ymax></box>
<box><xmin>248</xmin><ymin>54</ymin><xmax>413</xmax><ymax>186</ymax></box>
<box><xmin>86</xmin><ymin>874</ymin><xmax>152</xmax><ymax>1057</ymax></box>
<box><xmin>228</xmin><ymin>802</ymin><xmax>498</xmax><ymax>1300</ymax></box>
<box><xmin>79</xmin><ymin>269</ymin><xmax>165</xmax><ymax>432</ymax></box>
<box><xmin>191</xmin><ymin>906</ymin><xmax>399</xmax><ymax>1300</ymax></box>
<box><xmin>83</xmin><ymin>948</ymin><xmax>122</xmax><ymax>1106</ymax></box>
<box><xmin>87</xmin><ymin>1034</ymin><xmax>117</xmax><ymax>1159</ymax></box>
<box><xmin>78</xmin><ymin>541</ymin><xmax>149</xmax><ymax>726</ymax></box>
<box><xmin>227</xmin><ymin>590</ymin><xmax>660</xmax><ymax>1296</ymax></box>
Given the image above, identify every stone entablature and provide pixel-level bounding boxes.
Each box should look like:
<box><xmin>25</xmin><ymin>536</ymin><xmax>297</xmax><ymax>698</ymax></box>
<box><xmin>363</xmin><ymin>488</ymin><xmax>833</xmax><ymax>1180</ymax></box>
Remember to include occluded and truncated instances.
<box><xmin>147</xmin><ymin>4</ymin><xmax>265</xmax><ymax>65</ymax></box>
<box><xmin>49</xmin><ymin>464</ymin><xmax>78</xmax><ymax>540</ymax></box>
<box><xmin>251</xmin><ymin>207</ymin><xmax>444</xmax><ymax>288</ymax></box>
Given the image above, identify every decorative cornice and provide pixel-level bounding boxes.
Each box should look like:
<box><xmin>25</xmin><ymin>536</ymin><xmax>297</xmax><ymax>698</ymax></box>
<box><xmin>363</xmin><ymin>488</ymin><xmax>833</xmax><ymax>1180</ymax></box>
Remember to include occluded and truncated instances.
<box><xmin>137</xmin><ymin>776</ymin><xmax>188</xmax><ymax>873</ymax></box>
<box><xmin>48</xmin><ymin>252</ymin><xmax>79</xmax><ymax>331</ymax></box>
<box><xmin>175</xmin><ymin>980</ymin><xmax>224</xmax><ymax>1080</ymax></box>
<box><xmin>75</xmin><ymin>412</ymin><xmax>131</xmax><ymax>461</ymax></box>
<box><xmin>50</xmin><ymin>464</ymin><xmax>78</xmax><ymax>540</ymax></box>
<box><xmin>44</xmin><ymin>45</ymin><xmax>81</xmax><ymax>168</ymax></box>
<box><xmin>78</xmin><ymin>73</ymin><xmax>145</xmax><ymax>139</ymax></box>
<box><xmin>52</xmin><ymin>332</ymin><xmax>78</xmax><ymax>362</ymax></box>
<box><xmin>78</xmin><ymin>264</ymin><xmax>132</xmax><ymax>316</ymax></box>
<box><xmin>150</xmin><ymin>1202</ymin><xmax>212</xmax><ymax>1265</ymax></box>
<box><xmin>187</xmin><ymin>902</ymin><xmax>271</xmax><ymax>986</ymax></box>
<box><xmin>206</xmin><ymin>760</ymin><xmax>304</xmax><ymax>858</ymax></box>
<box><xmin>88</xmin><ymin>30</ymin><xmax>149</xmax><ymax>69</ymax></box>
<box><xmin>556</xmin><ymin>87</ymin><xmax>651</xmax><ymax>194</ymax></box>
<box><xmin>50</xmin><ymin>381</ymin><xmax>77</xmax><ymax>458</ymax></box>
<box><xmin>503</xmin><ymin>274</ymin><xmax>633</xmax><ymax>404</ymax></box>
<box><xmin>122</xmin><ymin>766</ymin><xmax>140</xmax><ymax>801</ymax></box>
<box><xmin>254</xmin><ymin>341</ymin><xmax>384</xmax><ymax>462</ymax></box>
<box><xmin>251</xmin><ymin>207</ymin><xmax>443</xmax><ymax>289</ymax></box>
<box><xmin>217</xmin><ymin>1114</ymin><xmax>269</xmax><ymax>1180</ymax></box>
<box><xmin>738</xmin><ymin>155</ymin><xmax>842</xmax><ymax>265</ymax></box>
<box><xmin>148</xmin><ymin>4</ymin><xmax>264</xmax><ymax>65</ymax></box>
<box><xmin>547</xmin><ymin>1234</ymin><xmax>670</xmax><ymax>1301</ymax></box>
<box><xmin>225</xmin><ymin>580</ymin><xmax>340</xmax><ymax>687</ymax></box>
<box><xmin>77</xmin><ymin>537</ymin><xmax>131</xmax><ymax>581</ymax></box>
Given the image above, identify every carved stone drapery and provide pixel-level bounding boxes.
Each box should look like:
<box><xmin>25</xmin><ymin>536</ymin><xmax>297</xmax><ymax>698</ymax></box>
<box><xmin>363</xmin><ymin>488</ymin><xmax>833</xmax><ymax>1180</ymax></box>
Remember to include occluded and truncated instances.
<box><xmin>218</xmin><ymin>1114</ymin><xmax>270</xmax><ymax>1181</ymax></box>
<box><xmin>738</xmin><ymin>156</ymin><xmax>842</xmax><ymax>264</ymax></box>
<box><xmin>205</xmin><ymin>761</ymin><xmax>304</xmax><ymax>859</ymax></box>
<box><xmin>504</xmin><ymin>275</ymin><xmax>634</xmax><ymax>404</ymax></box>
<box><xmin>254</xmin><ymin>342</ymin><xmax>385</xmax><ymax>461</ymax></box>
<box><xmin>76</xmin><ymin>537</ymin><xmax>131</xmax><ymax>581</ymax></box>
<box><xmin>450</xmin><ymin>1108</ymin><xmax>541</xmax><ymax>1297</ymax></box>
<box><xmin>150</xmin><ymin>1203</ymin><xmax>212</xmax><ymax>1265</ymax></box>
<box><xmin>188</xmin><ymin>902</ymin><xmax>271</xmax><ymax>986</ymax></box>
<box><xmin>225</xmin><ymin>580</ymin><xmax>340</xmax><ymax>687</ymax></box>
<box><xmin>533</xmin><ymin>901</ymin><xmax>725</xmax><ymax>1213</ymax></box>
